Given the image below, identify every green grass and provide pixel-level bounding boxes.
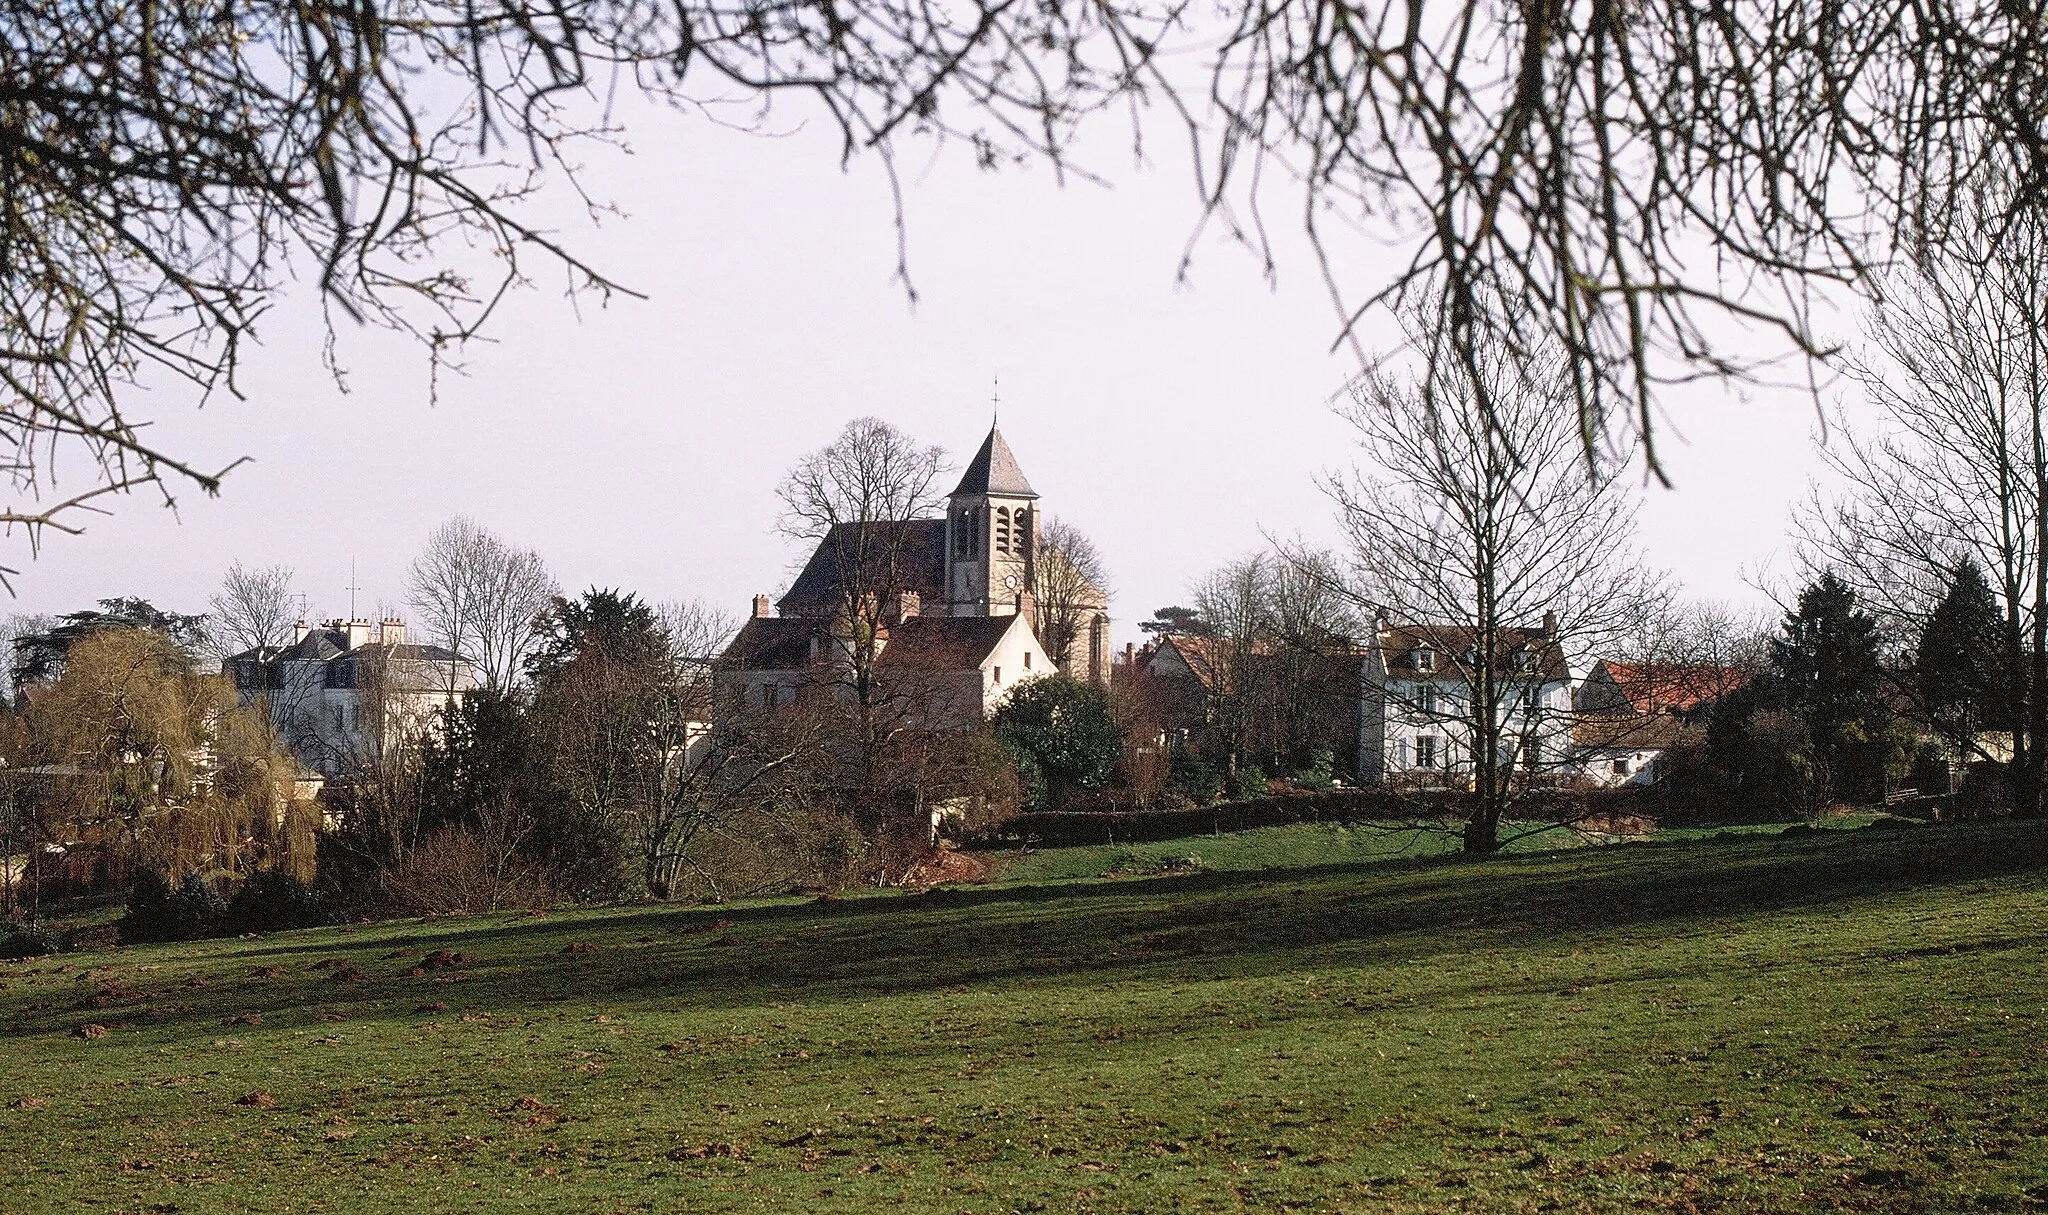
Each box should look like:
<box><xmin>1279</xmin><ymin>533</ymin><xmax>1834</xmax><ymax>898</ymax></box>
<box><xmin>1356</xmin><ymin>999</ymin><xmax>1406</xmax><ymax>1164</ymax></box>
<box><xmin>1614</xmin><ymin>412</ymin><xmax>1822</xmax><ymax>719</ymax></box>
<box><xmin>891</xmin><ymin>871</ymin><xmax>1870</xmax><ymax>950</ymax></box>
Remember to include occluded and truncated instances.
<box><xmin>4</xmin><ymin>822</ymin><xmax>2048</xmax><ymax>1213</ymax></box>
<box><xmin>985</xmin><ymin>818</ymin><xmax>1590</xmax><ymax>884</ymax></box>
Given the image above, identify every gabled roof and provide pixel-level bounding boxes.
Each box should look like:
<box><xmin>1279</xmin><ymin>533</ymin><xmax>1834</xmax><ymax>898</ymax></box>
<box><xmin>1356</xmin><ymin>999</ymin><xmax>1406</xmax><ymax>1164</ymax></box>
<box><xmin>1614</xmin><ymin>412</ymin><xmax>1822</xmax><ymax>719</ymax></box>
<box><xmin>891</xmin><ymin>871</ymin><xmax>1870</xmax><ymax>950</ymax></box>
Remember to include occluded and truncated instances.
<box><xmin>1577</xmin><ymin>660</ymin><xmax>1746</xmax><ymax>716</ymax></box>
<box><xmin>1380</xmin><ymin>623</ymin><xmax>1569</xmax><ymax>682</ymax></box>
<box><xmin>950</xmin><ymin>426</ymin><xmax>1038</xmax><ymax>500</ymax></box>
<box><xmin>778</xmin><ymin>520</ymin><xmax>949</xmax><ymax>615</ymax></box>
<box><xmin>875</xmin><ymin>614</ymin><xmax>1031</xmax><ymax>671</ymax></box>
<box><xmin>718</xmin><ymin>617</ymin><xmax>822</xmax><ymax>670</ymax></box>
<box><xmin>274</xmin><ymin>629</ymin><xmax>349</xmax><ymax>663</ymax></box>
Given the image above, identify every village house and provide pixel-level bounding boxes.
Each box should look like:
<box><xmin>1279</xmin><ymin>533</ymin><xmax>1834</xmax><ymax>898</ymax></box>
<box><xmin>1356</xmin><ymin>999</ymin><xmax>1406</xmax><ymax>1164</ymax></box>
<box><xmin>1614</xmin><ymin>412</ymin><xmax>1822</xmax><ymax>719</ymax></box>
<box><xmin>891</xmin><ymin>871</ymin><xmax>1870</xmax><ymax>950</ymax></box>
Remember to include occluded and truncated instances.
<box><xmin>1358</xmin><ymin>616</ymin><xmax>1574</xmax><ymax>784</ymax></box>
<box><xmin>714</xmin><ymin>424</ymin><xmax>1096</xmax><ymax>730</ymax></box>
<box><xmin>222</xmin><ymin>618</ymin><xmax>479</xmax><ymax>779</ymax></box>
<box><xmin>1571</xmin><ymin>659</ymin><xmax>1747</xmax><ymax>787</ymax></box>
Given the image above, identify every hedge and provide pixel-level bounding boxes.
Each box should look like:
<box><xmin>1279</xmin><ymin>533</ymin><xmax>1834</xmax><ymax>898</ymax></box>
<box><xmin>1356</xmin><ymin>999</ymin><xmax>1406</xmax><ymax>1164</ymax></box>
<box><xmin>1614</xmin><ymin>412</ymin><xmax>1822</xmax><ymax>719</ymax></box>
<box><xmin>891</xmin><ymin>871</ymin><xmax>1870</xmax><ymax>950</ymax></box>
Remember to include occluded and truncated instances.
<box><xmin>983</xmin><ymin>784</ymin><xmax>1721</xmax><ymax>847</ymax></box>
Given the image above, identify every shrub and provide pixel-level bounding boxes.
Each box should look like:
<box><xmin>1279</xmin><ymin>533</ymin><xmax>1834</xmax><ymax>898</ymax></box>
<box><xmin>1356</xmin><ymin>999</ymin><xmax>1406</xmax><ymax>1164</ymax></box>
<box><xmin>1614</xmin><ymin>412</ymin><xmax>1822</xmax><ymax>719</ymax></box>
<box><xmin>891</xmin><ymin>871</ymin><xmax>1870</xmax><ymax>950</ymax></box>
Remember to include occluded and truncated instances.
<box><xmin>119</xmin><ymin>871</ymin><xmax>228</xmax><ymax>944</ymax></box>
<box><xmin>0</xmin><ymin>919</ymin><xmax>58</xmax><ymax>959</ymax></box>
<box><xmin>992</xmin><ymin>677</ymin><xmax>1121</xmax><ymax>810</ymax></box>
<box><xmin>1231</xmin><ymin>765</ymin><xmax>1269</xmax><ymax>801</ymax></box>
<box><xmin>1290</xmin><ymin>749</ymin><xmax>1336</xmax><ymax>792</ymax></box>
<box><xmin>379</xmin><ymin>825</ymin><xmax>551</xmax><ymax>916</ymax></box>
<box><xmin>225</xmin><ymin>868</ymin><xmax>330</xmax><ymax>934</ymax></box>
<box><xmin>1168</xmin><ymin>746</ymin><xmax>1222</xmax><ymax>805</ymax></box>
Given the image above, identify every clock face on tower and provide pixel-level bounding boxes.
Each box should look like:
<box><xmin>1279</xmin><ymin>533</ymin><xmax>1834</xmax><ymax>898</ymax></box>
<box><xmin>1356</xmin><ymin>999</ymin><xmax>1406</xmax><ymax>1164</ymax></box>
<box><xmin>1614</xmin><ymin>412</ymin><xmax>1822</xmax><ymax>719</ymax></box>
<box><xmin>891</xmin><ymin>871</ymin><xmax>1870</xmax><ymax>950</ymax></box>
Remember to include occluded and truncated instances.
<box><xmin>1004</xmin><ymin>574</ymin><xmax>1019</xmax><ymax>590</ymax></box>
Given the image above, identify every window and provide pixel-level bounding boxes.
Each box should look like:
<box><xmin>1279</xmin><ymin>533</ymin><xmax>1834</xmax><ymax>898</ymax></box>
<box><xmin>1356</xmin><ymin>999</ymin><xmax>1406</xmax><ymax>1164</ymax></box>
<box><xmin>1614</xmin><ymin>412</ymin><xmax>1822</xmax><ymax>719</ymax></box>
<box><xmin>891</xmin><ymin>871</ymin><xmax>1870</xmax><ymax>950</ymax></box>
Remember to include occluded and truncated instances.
<box><xmin>1023</xmin><ymin>651</ymin><xmax>1032</xmax><ymax>671</ymax></box>
<box><xmin>993</xmin><ymin>665</ymin><xmax>1003</xmax><ymax>684</ymax></box>
<box><xmin>1523</xmin><ymin>739</ymin><xmax>1542</xmax><ymax>769</ymax></box>
<box><xmin>1515</xmin><ymin>648</ymin><xmax>1540</xmax><ymax>673</ymax></box>
<box><xmin>1415</xmin><ymin>735</ymin><xmax>1438</xmax><ymax>769</ymax></box>
<box><xmin>1418</xmin><ymin>685</ymin><xmax>1438</xmax><ymax>715</ymax></box>
<box><xmin>1611</xmin><ymin>759</ymin><xmax>1630</xmax><ymax>776</ymax></box>
<box><xmin>995</xmin><ymin>507</ymin><xmax>1012</xmax><ymax>555</ymax></box>
<box><xmin>1522</xmin><ymin>686</ymin><xmax>1541</xmax><ymax>712</ymax></box>
<box><xmin>1413</xmin><ymin>646</ymin><xmax>1435</xmax><ymax>672</ymax></box>
<box><xmin>1015</xmin><ymin>509</ymin><xmax>1033</xmax><ymax>555</ymax></box>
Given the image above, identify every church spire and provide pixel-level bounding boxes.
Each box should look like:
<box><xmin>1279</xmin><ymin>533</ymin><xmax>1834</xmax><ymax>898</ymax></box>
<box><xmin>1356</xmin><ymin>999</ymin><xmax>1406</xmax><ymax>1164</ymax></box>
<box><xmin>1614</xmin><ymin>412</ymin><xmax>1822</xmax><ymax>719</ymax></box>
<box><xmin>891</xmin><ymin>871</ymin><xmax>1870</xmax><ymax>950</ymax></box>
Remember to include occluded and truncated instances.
<box><xmin>951</xmin><ymin>423</ymin><xmax>1038</xmax><ymax>499</ymax></box>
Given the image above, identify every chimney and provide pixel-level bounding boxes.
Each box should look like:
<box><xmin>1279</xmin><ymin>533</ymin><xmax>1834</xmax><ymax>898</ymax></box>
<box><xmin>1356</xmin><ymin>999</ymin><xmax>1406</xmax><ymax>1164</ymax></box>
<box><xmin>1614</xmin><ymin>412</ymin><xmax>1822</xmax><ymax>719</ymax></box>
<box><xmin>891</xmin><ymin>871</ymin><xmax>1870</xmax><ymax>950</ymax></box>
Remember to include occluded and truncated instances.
<box><xmin>293</xmin><ymin>620</ymin><xmax>310</xmax><ymax>645</ymax></box>
<box><xmin>1542</xmin><ymin>610</ymin><xmax>1558</xmax><ymax>634</ymax></box>
<box><xmin>377</xmin><ymin>618</ymin><xmax>406</xmax><ymax>647</ymax></box>
<box><xmin>343</xmin><ymin>618</ymin><xmax>373</xmax><ymax>651</ymax></box>
<box><xmin>752</xmin><ymin>594</ymin><xmax>773</xmax><ymax>619</ymax></box>
<box><xmin>888</xmin><ymin>590</ymin><xmax>922</xmax><ymax>624</ymax></box>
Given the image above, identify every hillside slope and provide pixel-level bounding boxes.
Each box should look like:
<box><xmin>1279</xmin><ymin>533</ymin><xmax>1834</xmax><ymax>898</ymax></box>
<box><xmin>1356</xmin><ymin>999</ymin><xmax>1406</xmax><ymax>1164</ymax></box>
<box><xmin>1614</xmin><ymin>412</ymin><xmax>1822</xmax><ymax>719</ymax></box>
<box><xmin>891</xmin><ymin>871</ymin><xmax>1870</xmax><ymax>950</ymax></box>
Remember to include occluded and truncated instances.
<box><xmin>3</xmin><ymin>822</ymin><xmax>2045</xmax><ymax>1212</ymax></box>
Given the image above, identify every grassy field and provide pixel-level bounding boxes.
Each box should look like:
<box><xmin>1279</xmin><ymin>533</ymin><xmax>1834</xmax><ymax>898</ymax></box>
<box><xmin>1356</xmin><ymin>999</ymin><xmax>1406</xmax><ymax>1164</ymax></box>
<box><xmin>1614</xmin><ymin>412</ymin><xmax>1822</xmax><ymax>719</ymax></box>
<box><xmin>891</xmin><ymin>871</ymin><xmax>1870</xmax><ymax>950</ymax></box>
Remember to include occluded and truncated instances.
<box><xmin>3</xmin><ymin>821</ymin><xmax>2046</xmax><ymax>1213</ymax></box>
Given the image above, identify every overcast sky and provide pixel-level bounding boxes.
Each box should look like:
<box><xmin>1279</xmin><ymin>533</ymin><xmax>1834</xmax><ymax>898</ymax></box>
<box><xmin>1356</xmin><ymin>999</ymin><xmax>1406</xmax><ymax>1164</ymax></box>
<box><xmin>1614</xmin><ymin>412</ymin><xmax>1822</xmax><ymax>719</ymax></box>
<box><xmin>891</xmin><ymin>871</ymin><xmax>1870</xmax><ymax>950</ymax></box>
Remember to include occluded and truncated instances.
<box><xmin>5</xmin><ymin>93</ymin><xmax>1835</xmax><ymax>639</ymax></box>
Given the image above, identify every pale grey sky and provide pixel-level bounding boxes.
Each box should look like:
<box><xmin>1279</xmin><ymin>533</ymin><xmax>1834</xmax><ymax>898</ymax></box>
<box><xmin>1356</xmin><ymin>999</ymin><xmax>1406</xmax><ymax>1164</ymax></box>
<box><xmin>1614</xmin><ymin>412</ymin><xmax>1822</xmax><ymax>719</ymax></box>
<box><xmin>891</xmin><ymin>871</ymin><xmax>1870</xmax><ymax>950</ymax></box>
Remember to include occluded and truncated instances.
<box><xmin>6</xmin><ymin>93</ymin><xmax>1830</xmax><ymax>638</ymax></box>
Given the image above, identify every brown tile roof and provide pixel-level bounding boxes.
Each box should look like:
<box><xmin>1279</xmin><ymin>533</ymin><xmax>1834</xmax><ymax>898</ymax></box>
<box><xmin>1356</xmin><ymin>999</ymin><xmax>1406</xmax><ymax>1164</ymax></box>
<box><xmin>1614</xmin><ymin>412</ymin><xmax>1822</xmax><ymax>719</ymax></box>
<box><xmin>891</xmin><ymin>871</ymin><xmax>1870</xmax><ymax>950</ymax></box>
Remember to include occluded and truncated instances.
<box><xmin>874</xmin><ymin>615</ymin><xmax>1021</xmax><ymax>672</ymax></box>
<box><xmin>1577</xmin><ymin>660</ymin><xmax>1747</xmax><ymax>715</ymax></box>
<box><xmin>1381</xmin><ymin>623</ymin><xmax>1569</xmax><ymax>682</ymax></box>
<box><xmin>1573</xmin><ymin>711</ymin><xmax>1696</xmax><ymax>751</ymax></box>
<box><xmin>778</xmin><ymin>519</ymin><xmax>949</xmax><ymax>615</ymax></box>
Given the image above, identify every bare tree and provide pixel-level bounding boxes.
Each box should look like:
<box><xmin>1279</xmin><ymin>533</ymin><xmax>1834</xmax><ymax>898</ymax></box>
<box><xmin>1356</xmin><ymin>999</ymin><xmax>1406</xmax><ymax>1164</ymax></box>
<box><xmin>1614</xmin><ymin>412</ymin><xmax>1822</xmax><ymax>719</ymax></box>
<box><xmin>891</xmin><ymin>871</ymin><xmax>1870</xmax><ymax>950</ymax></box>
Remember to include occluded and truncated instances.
<box><xmin>1191</xmin><ymin>555</ymin><xmax>1275</xmax><ymax>778</ymax></box>
<box><xmin>1329</xmin><ymin>310</ymin><xmax>1667</xmax><ymax>852</ymax></box>
<box><xmin>1032</xmin><ymin>517</ymin><xmax>1111</xmax><ymax>677</ymax></box>
<box><xmin>1803</xmin><ymin>172</ymin><xmax>2048</xmax><ymax>812</ymax></box>
<box><xmin>775</xmin><ymin>418</ymin><xmax>948</xmax><ymax>804</ymax></box>
<box><xmin>406</xmin><ymin>517</ymin><xmax>557</xmax><ymax>694</ymax></box>
<box><xmin>205</xmin><ymin>563</ymin><xmax>299</xmax><ymax>661</ymax></box>
<box><xmin>21</xmin><ymin>0</ymin><xmax>2048</xmax><ymax>572</ymax></box>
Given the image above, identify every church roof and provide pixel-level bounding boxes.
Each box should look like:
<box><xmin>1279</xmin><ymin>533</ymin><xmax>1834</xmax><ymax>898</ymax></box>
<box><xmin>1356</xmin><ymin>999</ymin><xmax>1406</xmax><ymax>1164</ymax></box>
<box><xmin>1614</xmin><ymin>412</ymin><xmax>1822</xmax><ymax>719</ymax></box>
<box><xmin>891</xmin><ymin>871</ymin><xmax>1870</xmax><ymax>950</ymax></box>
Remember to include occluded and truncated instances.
<box><xmin>951</xmin><ymin>426</ymin><xmax>1038</xmax><ymax>499</ymax></box>
<box><xmin>778</xmin><ymin>520</ymin><xmax>949</xmax><ymax>614</ymax></box>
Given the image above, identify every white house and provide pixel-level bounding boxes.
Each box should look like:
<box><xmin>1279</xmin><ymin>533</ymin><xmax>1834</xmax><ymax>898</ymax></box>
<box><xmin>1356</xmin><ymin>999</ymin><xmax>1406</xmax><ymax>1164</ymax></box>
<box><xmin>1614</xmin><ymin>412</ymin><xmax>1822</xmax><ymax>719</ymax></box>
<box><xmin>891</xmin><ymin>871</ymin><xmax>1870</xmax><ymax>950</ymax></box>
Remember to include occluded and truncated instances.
<box><xmin>1358</xmin><ymin>616</ymin><xmax>1574</xmax><ymax>785</ymax></box>
<box><xmin>223</xmin><ymin>618</ymin><xmax>479</xmax><ymax>779</ymax></box>
<box><xmin>1571</xmin><ymin>659</ymin><xmax>1746</xmax><ymax>787</ymax></box>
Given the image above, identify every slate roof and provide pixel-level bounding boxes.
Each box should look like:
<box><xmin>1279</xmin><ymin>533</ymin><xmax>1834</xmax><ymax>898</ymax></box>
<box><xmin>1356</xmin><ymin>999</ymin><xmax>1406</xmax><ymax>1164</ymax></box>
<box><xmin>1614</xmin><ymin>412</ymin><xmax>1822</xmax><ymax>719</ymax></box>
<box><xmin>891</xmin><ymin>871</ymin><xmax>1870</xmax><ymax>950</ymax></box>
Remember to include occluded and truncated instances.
<box><xmin>718</xmin><ymin>618</ymin><xmax>822</xmax><ymax>670</ymax></box>
<box><xmin>1380</xmin><ymin>623</ymin><xmax>1569</xmax><ymax>682</ymax></box>
<box><xmin>951</xmin><ymin>426</ymin><xmax>1038</xmax><ymax>499</ymax></box>
<box><xmin>778</xmin><ymin>520</ymin><xmax>949</xmax><ymax>614</ymax></box>
<box><xmin>874</xmin><ymin>615</ymin><xmax>1024</xmax><ymax>671</ymax></box>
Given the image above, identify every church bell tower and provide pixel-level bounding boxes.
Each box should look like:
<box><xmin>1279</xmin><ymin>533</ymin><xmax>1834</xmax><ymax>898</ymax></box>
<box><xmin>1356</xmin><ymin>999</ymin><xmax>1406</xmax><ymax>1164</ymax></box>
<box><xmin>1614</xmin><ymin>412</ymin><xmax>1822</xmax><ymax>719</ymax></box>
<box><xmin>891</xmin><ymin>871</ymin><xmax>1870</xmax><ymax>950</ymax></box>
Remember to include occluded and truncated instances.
<box><xmin>944</xmin><ymin>424</ymin><xmax>1039</xmax><ymax>618</ymax></box>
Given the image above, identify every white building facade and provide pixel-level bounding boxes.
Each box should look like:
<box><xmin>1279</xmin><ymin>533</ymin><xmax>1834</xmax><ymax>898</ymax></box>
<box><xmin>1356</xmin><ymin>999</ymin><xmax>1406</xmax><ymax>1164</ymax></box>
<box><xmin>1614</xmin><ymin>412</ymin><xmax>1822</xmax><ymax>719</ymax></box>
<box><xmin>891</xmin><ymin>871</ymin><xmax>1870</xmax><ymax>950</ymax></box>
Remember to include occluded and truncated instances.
<box><xmin>223</xmin><ymin>618</ymin><xmax>479</xmax><ymax>779</ymax></box>
<box><xmin>1358</xmin><ymin>619</ymin><xmax>1575</xmax><ymax>786</ymax></box>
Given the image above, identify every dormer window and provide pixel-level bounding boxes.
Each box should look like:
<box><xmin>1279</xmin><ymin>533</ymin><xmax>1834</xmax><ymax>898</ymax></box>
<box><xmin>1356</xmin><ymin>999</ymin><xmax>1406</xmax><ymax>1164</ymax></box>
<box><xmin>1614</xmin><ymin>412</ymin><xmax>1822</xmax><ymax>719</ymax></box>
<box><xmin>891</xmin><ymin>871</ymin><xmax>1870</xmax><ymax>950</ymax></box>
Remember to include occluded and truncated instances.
<box><xmin>1413</xmin><ymin>646</ymin><xmax>1435</xmax><ymax>673</ymax></box>
<box><xmin>1514</xmin><ymin>648</ymin><xmax>1540</xmax><ymax>674</ymax></box>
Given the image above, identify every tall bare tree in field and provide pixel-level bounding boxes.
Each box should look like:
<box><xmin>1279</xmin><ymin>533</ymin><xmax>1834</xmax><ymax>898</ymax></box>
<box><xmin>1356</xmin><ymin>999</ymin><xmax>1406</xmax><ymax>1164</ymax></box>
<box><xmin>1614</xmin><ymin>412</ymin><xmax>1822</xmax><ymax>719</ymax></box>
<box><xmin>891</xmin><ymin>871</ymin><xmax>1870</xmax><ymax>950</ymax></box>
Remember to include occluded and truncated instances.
<box><xmin>1804</xmin><ymin>174</ymin><xmax>2048</xmax><ymax>813</ymax></box>
<box><xmin>1330</xmin><ymin>309</ymin><xmax>1666</xmax><ymax>852</ymax></box>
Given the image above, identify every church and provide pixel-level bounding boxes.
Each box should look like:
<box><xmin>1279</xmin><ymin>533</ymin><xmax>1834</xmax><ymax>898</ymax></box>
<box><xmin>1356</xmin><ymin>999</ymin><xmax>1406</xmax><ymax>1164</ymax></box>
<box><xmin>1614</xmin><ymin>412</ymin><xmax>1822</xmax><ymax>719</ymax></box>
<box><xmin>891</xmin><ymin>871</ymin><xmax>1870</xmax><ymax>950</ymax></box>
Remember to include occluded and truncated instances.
<box><xmin>715</xmin><ymin>423</ymin><xmax>1111</xmax><ymax>728</ymax></box>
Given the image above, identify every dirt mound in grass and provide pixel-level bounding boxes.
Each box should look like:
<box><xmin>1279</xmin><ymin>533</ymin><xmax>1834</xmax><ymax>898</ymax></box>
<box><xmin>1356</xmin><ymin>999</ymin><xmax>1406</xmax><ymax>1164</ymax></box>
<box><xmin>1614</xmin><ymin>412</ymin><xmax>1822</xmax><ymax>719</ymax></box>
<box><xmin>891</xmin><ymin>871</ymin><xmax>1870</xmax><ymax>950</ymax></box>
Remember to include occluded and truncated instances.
<box><xmin>900</xmin><ymin>846</ymin><xmax>991</xmax><ymax>888</ymax></box>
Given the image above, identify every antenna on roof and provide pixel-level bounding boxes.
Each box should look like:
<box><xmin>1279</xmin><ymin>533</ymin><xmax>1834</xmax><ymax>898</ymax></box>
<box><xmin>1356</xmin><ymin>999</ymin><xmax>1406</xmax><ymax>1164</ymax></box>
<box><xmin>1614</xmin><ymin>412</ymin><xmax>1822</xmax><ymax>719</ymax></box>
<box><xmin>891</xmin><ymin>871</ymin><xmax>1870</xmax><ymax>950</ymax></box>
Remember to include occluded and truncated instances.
<box><xmin>346</xmin><ymin>557</ymin><xmax>361</xmax><ymax>620</ymax></box>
